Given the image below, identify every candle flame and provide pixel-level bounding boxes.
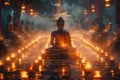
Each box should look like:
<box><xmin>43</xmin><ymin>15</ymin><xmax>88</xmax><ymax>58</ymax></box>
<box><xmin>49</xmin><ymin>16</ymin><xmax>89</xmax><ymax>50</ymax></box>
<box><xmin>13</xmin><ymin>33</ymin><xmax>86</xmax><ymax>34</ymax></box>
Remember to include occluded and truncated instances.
<box><xmin>20</xmin><ymin>70</ymin><xmax>29</xmax><ymax>79</ymax></box>
<box><xmin>94</xmin><ymin>70</ymin><xmax>102</xmax><ymax>78</ymax></box>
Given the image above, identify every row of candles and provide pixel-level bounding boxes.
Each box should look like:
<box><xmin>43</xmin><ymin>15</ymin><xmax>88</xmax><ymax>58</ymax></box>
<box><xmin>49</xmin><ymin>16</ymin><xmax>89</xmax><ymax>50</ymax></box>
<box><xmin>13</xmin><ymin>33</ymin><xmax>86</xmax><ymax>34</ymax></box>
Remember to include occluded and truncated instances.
<box><xmin>71</xmin><ymin>31</ymin><xmax>120</xmax><ymax>79</ymax></box>
<box><xmin>0</xmin><ymin>32</ymin><xmax>50</xmax><ymax>80</ymax></box>
<box><xmin>0</xmin><ymin>31</ymin><xmax>119</xmax><ymax>80</ymax></box>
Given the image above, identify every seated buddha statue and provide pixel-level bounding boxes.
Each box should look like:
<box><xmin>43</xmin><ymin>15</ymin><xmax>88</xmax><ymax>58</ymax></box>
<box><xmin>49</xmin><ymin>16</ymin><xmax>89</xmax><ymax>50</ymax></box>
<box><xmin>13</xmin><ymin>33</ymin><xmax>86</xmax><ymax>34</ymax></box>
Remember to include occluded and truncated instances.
<box><xmin>45</xmin><ymin>17</ymin><xmax>76</xmax><ymax>56</ymax></box>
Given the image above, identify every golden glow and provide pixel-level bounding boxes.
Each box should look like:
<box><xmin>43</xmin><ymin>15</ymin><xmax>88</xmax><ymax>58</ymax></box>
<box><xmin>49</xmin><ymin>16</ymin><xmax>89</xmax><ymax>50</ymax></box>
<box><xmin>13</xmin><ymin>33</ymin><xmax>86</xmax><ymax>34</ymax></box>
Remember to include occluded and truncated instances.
<box><xmin>84</xmin><ymin>9</ymin><xmax>87</xmax><ymax>15</ymax></box>
<box><xmin>21</xmin><ymin>4</ymin><xmax>26</xmax><ymax>9</ymax></box>
<box><xmin>19</xmin><ymin>59</ymin><xmax>22</xmax><ymax>65</ymax></box>
<box><xmin>110</xmin><ymin>56</ymin><xmax>114</xmax><ymax>60</ymax></box>
<box><xmin>91</xmin><ymin>9</ymin><xmax>95</xmax><ymax>13</ymax></box>
<box><xmin>18</xmin><ymin>49</ymin><xmax>21</xmax><ymax>53</ymax></box>
<box><xmin>84</xmin><ymin>62</ymin><xmax>92</xmax><ymax>72</ymax></box>
<box><xmin>105</xmin><ymin>0</ymin><xmax>110</xmax><ymax>2</ymax></box>
<box><xmin>0</xmin><ymin>60</ymin><xmax>3</xmax><ymax>66</ymax></box>
<box><xmin>105</xmin><ymin>52</ymin><xmax>108</xmax><ymax>57</ymax></box>
<box><xmin>81</xmin><ymin>70</ymin><xmax>85</xmax><ymax>76</ymax></box>
<box><xmin>38</xmin><ymin>65</ymin><xmax>42</xmax><ymax>72</ymax></box>
<box><xmin>35</xmin><ymin>59</ymin><xmax>38</xmax><ymax>64</ymax></box>
<box><xmin>100</xmin><ymin>49</ymin><xmax>104</xmax><ymax>53</ymax></box>
<box><xmin>4</xmin><ymin>1</ymin><xmax>10</xmax><ymax>6</ymax></box>
<box><xmin>91</xmin><ymin>4</ymin><xmax>95</xmax><ymax>13</ymax></box>
<box><xmin>0</xmin><ymin>73</ymin><xmax>4</xmax><ymax>80</ymax></box>
<box><xmin>20</xmin><ymin>70</ymin><xmax>29</xmax><ymax>79</ymax></box>
<box><xmin>111</xmin><ymin>70</ymin><xmax>115</xmax><ymax>77</ymax></box>
<box><xmin>11</xmin><ymin>53</ymin><xmax>15</xmax><ymax>58</ymax></box>
<box><xmin>81</xmin><ymin>57</ymin><xmax>86</xmax><ymax>63</ymax></box>
<box><xmin>105</xmin><ymin>3</ymin><xmax>110</xmax><ymax>7</ymax></box>
<box><xmin>11</xmin><ymin>62</ymin><xmax>16</xmax><ymax>71</ymax></box>
<box><xmin>30</xmin><ymin>12</ymin><xmax>34</xmax><ymax>15</ymax></box>
<box><xmin>7</xmin><ymin>66</ymin><xmax>11</xmax><ymax>72</ymax></box>
<box><xmin>100</xmin><ymin>57</ymin><xmax>104</xmax><ymax>63</ymax></box>
<box><xmin>6</xmin><ymin>56</ymin><xmax>11</xmax><ymax>61</ymax></box>
<box><xmin>62</xmin><ymin>67</ymin><xmax>65</xmax><ymax>76</ymax></box>
<box><xmin>30</xmin><ymin>9</ymin><xmax>33</xmax><ymax>12</ymax></box>
<box><xmin>37</xmin><ymin>56</ymin><xmax>42</xmax><ymax>61</ymax></box>
<box><xmin>29</xmin><ymin>65</ymin><xmax>33</xmax><ymax>70</ymax></box>
<box><xmin>94</xmin><ymin>70</ymin><xmax>102</xmax><ymax>78</ymax></box>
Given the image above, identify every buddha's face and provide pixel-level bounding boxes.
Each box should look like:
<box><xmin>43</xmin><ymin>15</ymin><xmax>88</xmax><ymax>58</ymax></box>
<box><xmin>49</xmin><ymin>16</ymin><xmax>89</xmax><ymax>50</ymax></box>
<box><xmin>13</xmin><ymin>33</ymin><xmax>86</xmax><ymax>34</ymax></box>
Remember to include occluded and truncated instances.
<box><xmin>57</xmin><ymin>22</ymin><xmax>64</xmax><ymax>30</ymax></box>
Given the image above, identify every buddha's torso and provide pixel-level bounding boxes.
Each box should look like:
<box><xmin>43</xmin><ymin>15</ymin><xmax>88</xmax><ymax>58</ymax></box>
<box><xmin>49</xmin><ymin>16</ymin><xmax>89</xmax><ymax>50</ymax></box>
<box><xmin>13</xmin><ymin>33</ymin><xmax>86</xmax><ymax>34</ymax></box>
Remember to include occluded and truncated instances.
<box><xmin>52</xmin><ymin>30</ymin><xmax>69</xmax><ymax>48</ymax></box>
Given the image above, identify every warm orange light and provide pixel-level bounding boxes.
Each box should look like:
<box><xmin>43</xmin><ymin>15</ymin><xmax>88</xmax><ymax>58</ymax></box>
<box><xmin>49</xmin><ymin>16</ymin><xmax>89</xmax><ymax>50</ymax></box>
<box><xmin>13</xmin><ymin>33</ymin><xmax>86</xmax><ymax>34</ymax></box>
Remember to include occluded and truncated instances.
<box><xmin>37</xmin><ymin>56</ymin><xmax>42</xmax><ymax>61</ymax></box>
<box><xmin>81</xmin><ymin>57</ymin><xmax>86</xmax><ymax>63</ymax></box>
<box><xmin>18</xmin><ymin>59</ymin><xmax>22</xmax><ymax>65</ymax></box>
<box><xmin>105</xmin><ymin>3</ymin><xmax>110</xmax><ymax>7</ymax></box>
<box><xmin>35</xmin><ymin>59</ymin><xmax>38</xmax><ymax>64</ymax></box>
<box><xmin>30</xmin><ymin>12</ymin><xmax>34</xmax><ymax>15</ymax></box>
<box><xmin>94</xmin><ymin>70</ymin><xmax>102</xmax><ymax>78</ymax></box>
<box><xmin>20</xmin><ymin>70</ymin><xmax>29</xmax><ymax>79</ymax></box>
<box><xmin>0</xmin><ymin>60</ymin><xmax>3</xmax><ymax>66</ymax></box>
<box><xmin>6</xmin><ymin>56</ymin><xmax>11</xmax><ymax>61</ymax></box>
<box><xmin>84</xmin><ymin>62</ymin><xmax>92</xmax><ymax>72</ymax></box>
<box><xmin>11</xmin><ymin>62</ymin><xmax>16</xmax><ymax>71</ymax></box>
<box><xmin>84</xmin><ymin>9</ymin><xmax>87</xmax><ymax>15</ymax></box>
<box><xmin>29</xmin><ymin>65</ymin><xmax>33</xmax><ymax>71</ymax></box>
<box><xmin>105</xmin><ymin>0</ymin><xmax>110</xmax><ymax>2</ymax></box>
<box><xmin>62</xmin><ymin>67</ymin><xmax>65</xmax><ymax>76</ymax></box>
<box><xmin>0</xmin><ymin>73</ymin><xmax>4</xmax><ymax>80</ymax></box>
<box><xmin>21</xmin><ymin>10</ymin><xmax>25</xmax><ymax>13</ymax></box>
<box><xmin>30</xmin><ymin>9</ymin><xmax>33</xmax><ymax>12</ymax></box>
<box><xmin>110</xmin><ymin>56</ymin><xmax>114</xmax><ymax>60</ymax></box>
<box><xmin>91</xmin><ymin>4</ymin><xmax>95</xmax><ymax>9</ymax></box>
<box><xmin>91</xmin><ymin>9</ymin><xmax>95</xmax><ymax>13</ymax></box>
<box><xmin>91</xmin><ymin>4</ymin><xmax>95</xmax><ymax>13</ymax></box>
<box><xmin>105</xmin><ymin>52</ymin><xmax>108</xmax><ymax>57</ymax></box>
<box><xmin>100</xmin><ymin>49</ymin><xmax>104</xmax><ymax>53</ymax></box>
<box><xmin>38</xmin><ymin>65</ymin><xmax>42</xmax><ymax>72</ymax></box>
<box><xmin>100</xmin><ymin>57</ymin><xmax>104</xmax><ymax>63</ymax></box>
<box><xmin>111</xmin><ymin>70</ymin><xmax>115</xmax><ymax>77</ymax></box>
<box><xmin>21</xmin><ymin>4</ymin><xmax>26</xmax><ymax>9</ymax></box>
<box><xmin>4</xmin><ymin>1</ymin><xmax>10</xmax><ymax>6</ymax></box>
<box><xmin>11</xmin><ymin>53</ymin><xmax>15</xmax><ymax>58</ymax></box>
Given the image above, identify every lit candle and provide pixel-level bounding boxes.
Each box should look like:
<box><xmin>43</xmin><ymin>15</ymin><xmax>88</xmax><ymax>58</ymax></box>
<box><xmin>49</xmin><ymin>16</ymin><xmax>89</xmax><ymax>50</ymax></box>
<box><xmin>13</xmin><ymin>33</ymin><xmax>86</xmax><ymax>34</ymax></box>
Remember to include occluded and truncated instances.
<box><xmin>18</xmin><ymin>59</ymin><xmax>22</xmax><ymax>65</ymax></box>
<box><xmin>7</xmin><ymin>66</ymin><xmax>11</xmax><ymax>72</ymax></box>
<box><xmin>111</xmin><ymin>70</ymin><xmax>115</xmax><ymax>77</ymax></box>
<box><xmin>11</xmin><ymin>62</ymin><xmax>16</xmax><ymax>71</ymax></box>
<box><xmin>93</xmin><ymin>70</ymin><xmax>102</xmax><ymax>80</ymax></box>
<box><xmin>62</xmin><ymin>67</ymin><xmax>65</xmax><ymax>76</ymax></box>
<box><xmin>6</xmin><ymin>56</ymin><xmax>11</xmax><ymax>61</ymax></box>
<box><xmin>20</xmin><ymin>70</ymin><xmax>29</xmax><ymax>79</ymax></box>
<box><xmin>29</xmin><ymin>64</ymin><xmax>33</xmax><ymax>71</ymax></box>
<box><xmin>81</xmin><ymin>70</ymin><xmax>85</xmax><ymax>76</ymax></box>
<box><xmin>0</xmin><ymin>60</ymin><xmax>4</xmax><ymax>66</ymax></box>
<box><xmin>37</xmin><ymin>56</ymin><xmax>42</xmax><ymax>61</ymax></box>
<box><xmin>105</xmin><ymin>62</ymin><xmax>109</xmax><ymax>69</ymax></box>
<box><xmin>118</xmin><ymin>63</ymin><xmax>120</xmax><ymax>70</ymax></box>
<box><xmin>81</xmin><ymin>57</ymin><xmax>86</xmax><ymax>64</ymax></box>
<box><xmin>100</xmin><ymin>57</ymin><xmax>104</xmax><ymax>63</ymax></box>
<box><xmin>109</xmin><ymin>56</ymin><xmax>115</xmax><ymax>66</ymax></box>
<box><xmin>76</xmin><ymin>59</ymin><xmax>80</xmax><ymax>65</ymax></box>
<box><xmin>84</xmin><ymin>62</ymin><xmax>92</xmax><ymax>72</ymax></box>
<box><xmin>11</xmin><ymin>53</ymin><xmax>15</xmax><ymax>58</ymax></box>
<box><xmin>42</xmin><ymin>59</ymin><xmax>45</xmax><ymax>66</ymax></box>
<box><xmin>35</xmin><ymin>59</ymin><xmax>38</xmax><ymax>64</ymax></box>
<box><xmin>38</xmin><ymin>65</ymin><xmax>42</xmax><ymax>72</ymax></box>
<box><xmin>0</xmin><ymin>73</ymin><xmax>4</xmax><ymax>80</ymax></box>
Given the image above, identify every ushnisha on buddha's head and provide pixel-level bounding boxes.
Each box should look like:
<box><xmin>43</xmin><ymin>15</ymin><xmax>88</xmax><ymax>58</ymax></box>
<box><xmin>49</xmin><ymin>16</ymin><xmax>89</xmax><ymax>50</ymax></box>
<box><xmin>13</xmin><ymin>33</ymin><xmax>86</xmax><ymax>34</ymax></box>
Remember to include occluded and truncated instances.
<box><xmin>56</xmin><ymin>17</ymin><xmax>64</xmax><ymax>30</ymax></box>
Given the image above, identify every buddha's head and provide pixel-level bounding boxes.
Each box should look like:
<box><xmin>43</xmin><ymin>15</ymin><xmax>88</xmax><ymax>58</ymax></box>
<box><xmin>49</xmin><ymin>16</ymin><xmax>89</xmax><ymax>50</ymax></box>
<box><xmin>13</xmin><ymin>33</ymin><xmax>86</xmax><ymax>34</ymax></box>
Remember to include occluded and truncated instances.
<box><xmin>57</xmin><ymin>17</ymin><xmax>64</xmax><ymax>30</ymax></box>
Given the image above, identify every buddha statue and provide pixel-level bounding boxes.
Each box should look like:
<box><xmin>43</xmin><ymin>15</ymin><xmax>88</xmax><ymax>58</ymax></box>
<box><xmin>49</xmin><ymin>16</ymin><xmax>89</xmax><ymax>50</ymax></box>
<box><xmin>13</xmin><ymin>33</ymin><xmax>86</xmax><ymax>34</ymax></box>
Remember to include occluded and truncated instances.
<box><xmin>45</xmin><ymin>17</ymin><xmax>76</xmax><ymax>59</ymax></box>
